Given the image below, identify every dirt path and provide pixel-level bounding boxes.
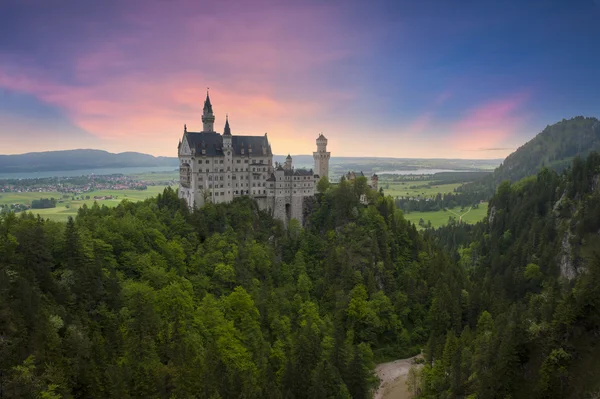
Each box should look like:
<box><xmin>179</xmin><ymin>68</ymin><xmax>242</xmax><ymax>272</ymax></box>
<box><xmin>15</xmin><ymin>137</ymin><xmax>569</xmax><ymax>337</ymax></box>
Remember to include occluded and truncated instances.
<box><xmin>373</xmin><ymin>356</ymin><xmax>421</xmax><ymax>399</ymax></box>
<box><xmin>448</xmin><ymin>207</ymin><xmax>472</xmax><ymax>223</ymax></box>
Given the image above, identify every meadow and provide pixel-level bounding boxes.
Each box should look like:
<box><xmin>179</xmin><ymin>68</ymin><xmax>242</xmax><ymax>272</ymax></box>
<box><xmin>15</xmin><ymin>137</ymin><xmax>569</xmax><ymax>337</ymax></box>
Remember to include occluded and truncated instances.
<box><xmin>402</xmin><ymin>202</ymin><xmax>489</xmax><ymax>229</ymax></box>
<box><xmin>0</xmin><ymin>186</ymin><xmax>169</xmax><ymax>222</ymax></box>
<box><xmin>381</xmin><ymin>180</ymin><xmax>465</xmax><ymax>198</ymax></box>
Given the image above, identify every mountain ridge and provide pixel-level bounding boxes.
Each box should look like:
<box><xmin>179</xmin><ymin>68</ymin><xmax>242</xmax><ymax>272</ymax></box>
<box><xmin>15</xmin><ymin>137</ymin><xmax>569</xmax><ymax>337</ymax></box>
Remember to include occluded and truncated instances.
<box><xmin>460</xmin><ymin>115</ymin><xmax>600</xmax><ymax>195</ymax></box>
<box><xmin>0</xmin><ymin>149</ymin><xmax>502</xmax><ymax>173</ymax></box>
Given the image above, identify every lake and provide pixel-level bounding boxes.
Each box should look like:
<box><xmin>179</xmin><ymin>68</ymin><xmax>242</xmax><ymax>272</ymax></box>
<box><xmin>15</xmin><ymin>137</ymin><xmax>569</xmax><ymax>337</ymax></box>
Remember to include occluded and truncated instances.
<box><xmin>377</xmin><ymin>168</ymin><xmax>471</xmax><ymax>175</ymax></box>
<box><xmin>0</xmin><ymin>166</ymin><xmax>178</xmax><ymax>180</ymax></box>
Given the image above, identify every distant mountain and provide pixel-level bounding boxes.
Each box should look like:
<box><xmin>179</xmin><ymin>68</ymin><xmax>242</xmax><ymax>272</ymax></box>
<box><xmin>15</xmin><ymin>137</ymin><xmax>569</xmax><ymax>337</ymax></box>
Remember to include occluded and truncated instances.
<box><xmin>0</xmin><ymin>149</ymin><xmax>179</xmax><ymax>173</ymax></box>
<box><xmin>0</xmin><ymin>148</ymin><xmax>502</xmax><ymax>175</ymax></box>
<box><xmin>460</xmin><ymin>116</ymin><xmax>600</xmax><ymax>195</ymax></box>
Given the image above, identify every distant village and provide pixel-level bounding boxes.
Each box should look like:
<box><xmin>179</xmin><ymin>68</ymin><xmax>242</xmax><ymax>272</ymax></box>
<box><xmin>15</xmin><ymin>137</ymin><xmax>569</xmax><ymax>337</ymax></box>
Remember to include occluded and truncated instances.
<box><xmin>0</xmin><ymin>174</ymin><xmax>174</xmax><ymax>195</ymax></box>
<box><xmin>0</xmin><ymin>174</ymin><xmax>176</xmax><ymax>214</ymax></box>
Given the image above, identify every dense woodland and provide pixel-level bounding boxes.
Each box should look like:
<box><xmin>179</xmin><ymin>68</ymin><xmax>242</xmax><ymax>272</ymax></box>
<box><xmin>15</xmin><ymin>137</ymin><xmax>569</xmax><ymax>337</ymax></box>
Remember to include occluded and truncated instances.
<box><xmin>0</xmin><ymin>176</ymin><xmax>458</xmax><ymax>398</ymax></box>
<box><xmin>2</xmin><ymin>146</ymin><xmax>600</xmax><ymax>398</ymax></box>
<box><xmin>415</xmin><ymin>152</ymin><xmax>600</xmax><ymax>398</ymax></box>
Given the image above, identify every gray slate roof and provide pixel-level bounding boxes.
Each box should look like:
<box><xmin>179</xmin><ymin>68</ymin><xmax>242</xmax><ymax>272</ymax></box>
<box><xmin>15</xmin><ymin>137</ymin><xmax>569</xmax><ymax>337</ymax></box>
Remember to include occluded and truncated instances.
<box><xmin>184</xmin><ymin>131</ymin><xmax>272</xmax><ymax>157</ymax></box>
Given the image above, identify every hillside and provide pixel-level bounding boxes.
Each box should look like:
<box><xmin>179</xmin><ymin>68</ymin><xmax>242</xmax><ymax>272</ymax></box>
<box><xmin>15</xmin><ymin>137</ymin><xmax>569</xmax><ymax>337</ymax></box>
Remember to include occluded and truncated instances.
<box><xmin>417</xmin><ymin>152</ymin><xmax>600</xmax><ymax>398</ymax></box>
<box><xmin>460</xmin><ymin>116</ymin><xmax>600</xmax><ymax>195</ymax></box>
<box><xmin>0</xmin><ymin>149</ymin><xmax>179</xmax><ymax>173</ymax></box>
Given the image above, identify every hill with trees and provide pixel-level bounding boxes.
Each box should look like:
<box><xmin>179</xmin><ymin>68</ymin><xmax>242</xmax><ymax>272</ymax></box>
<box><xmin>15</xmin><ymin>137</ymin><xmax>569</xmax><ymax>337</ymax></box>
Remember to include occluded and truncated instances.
<box><xmin>459</xmin><ymin>116</ymin><xmax>600</xmax><ymax>197</ymax></box>
<box><xmin>414</xmin><ymin>152</ymin><xmax>600</xmax><ymax>398</ymax></box>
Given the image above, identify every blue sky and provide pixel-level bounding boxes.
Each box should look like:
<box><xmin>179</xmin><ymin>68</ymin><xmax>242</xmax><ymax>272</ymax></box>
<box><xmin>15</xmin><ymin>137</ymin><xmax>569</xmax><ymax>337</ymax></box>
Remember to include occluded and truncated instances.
<box><xmin>0</xmin><ymin>0</ymin><xmax>598</xmax><ymax>158</ymax></box>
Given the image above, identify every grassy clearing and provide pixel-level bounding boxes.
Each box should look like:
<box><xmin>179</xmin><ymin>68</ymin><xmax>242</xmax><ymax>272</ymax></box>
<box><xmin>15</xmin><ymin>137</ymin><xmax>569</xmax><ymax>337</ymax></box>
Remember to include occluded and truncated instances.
<box><xmin>130</xmin><ymin>171</ymin><xmax>178</xmax><ymax>182</ymax></box>
<box><xmin>0</xmin><ymin>186</ymin><xmax>169</xmax><ymax>222</ymax></box>
<box><xmin>402</xmin><ymin>202</ymin><xmax>488</xmax><ymax>228</ymax></box>
<box><xmin>381</xmin><ymin>180</ymin><xmax>465</xmax><ymax>198</ymax></box>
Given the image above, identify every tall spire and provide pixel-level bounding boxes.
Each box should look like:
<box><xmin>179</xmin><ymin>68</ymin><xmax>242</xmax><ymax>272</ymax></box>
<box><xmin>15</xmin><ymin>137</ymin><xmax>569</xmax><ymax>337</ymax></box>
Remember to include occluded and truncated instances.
<box><xmin>223</xmin><ymin>113</ymin><xmax>231</xmax><ymax>136</ymax></box>
<box><xmin>203</xmin><ymin>88</ymin><xmax>213</xmax><ymax>113</ymax></box>
<box><xmin>202</xmin><ymin>87</ymin><xmax>215</xmax><ymax>131</ymax></box>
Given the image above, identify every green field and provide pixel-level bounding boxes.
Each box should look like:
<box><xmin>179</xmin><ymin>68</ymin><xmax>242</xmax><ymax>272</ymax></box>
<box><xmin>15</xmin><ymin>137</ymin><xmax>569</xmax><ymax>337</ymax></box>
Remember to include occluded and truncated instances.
<box><xmin>402</xmin><ymin>202</ymin><xmax>489</xmax><ymax>228</ymax></box>
<box><xmin>0</xmin><ymin>186</ymin><xmax>169</xmax><ymax>222</ymax></box>
<box><xmin>381</xmin><ymin>180</ymin><xmax>465</xmax><ymax>198</ymax></box>
<box><xmin>130</xmin><ymin>171</ymin><xmax>178</xmax><ymax>182</ymax></box>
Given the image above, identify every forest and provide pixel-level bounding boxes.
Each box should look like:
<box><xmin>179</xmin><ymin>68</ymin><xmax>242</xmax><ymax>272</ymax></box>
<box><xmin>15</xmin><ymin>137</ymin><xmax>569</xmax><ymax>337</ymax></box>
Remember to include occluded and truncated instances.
<box><xmin>415</xmin><ymin>152</ymin><xmax>600</xmax><ymax>398</ymax></box>
<box><xmin>0</xmin><ymin>175</ymin><xmax>456</xmax><ymax>398</ymax></box>
<box><xmin>2</xmin><ymin>152</ymin><xmax>600</xmax><ymax>398</ymax></box>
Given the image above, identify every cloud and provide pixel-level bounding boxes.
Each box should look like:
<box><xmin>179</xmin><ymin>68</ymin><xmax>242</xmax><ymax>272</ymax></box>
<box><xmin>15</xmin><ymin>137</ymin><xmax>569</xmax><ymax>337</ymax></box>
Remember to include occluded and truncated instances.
<box><xmin>448</xmin><ymin>91</ymin><xmax>531</xmax><ymax>153</ymax></box>
<box><xmin>0</xmin><ymin>0</ymin><xmax>369</xmax><ymax>155</ymax></box>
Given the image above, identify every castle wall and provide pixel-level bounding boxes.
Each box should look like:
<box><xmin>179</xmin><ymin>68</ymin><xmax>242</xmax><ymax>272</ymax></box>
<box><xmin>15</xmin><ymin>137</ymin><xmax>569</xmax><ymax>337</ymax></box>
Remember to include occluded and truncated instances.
<box><xmin>178</xmin><ymin>116</ymin><xmax>323</xmax><ymax>226</ymax></box>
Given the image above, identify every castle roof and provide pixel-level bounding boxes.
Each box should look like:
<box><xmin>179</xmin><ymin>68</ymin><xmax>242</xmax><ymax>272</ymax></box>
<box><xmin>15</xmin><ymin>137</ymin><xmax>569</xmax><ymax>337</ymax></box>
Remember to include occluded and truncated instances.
<box><xmin>294</xmin><ymin>168</ymin><xmax>314</xmax><ymax>176</ymax></box>
<box><xmin>183</xmin><ymin>131</ymin><xmax>271</xmax><ymax>156</ymax></box>
<box><xmin>203</xmin><ymin>92</ymin><xmax>213</xmax><ymax>113</ymax></box>
<box><xmin>223</xmin><ymin>115</ymin><xmax>231</xmax><ymax>136</ymax></box>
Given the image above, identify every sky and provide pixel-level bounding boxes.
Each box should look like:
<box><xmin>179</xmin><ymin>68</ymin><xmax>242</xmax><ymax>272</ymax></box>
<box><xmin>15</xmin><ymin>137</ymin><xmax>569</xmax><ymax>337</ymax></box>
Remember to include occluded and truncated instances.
<box><xmin>1</xmin><ymin>0</ymin><xmax>599</xmax><ymax>159</ymax></box>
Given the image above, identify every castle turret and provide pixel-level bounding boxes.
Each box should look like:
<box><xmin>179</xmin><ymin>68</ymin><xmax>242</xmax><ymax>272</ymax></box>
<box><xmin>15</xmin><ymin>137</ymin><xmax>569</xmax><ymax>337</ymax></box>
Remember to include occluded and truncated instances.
<box><xmin>313</xmin><ymin>133</ymin><xmax>330</xmax><ymax>179</ymax></box>
<box><xmin>284</xmin><ymin>154</ymin><xmax>292</xmax><ymax>170</ymax></box>
<box><xmin>202</xmin><ymin>90</ymin><xmax>215</xmax><ymax>132</ymax></box>
<box><xmin>223</xmin><ymin>114</ymin><xmax>232</xmax><ymax>148</ymax></box>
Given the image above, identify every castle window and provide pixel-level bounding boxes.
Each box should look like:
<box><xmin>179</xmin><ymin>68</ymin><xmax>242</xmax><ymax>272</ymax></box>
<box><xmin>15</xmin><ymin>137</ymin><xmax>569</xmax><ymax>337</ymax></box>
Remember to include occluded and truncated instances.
<box><xmin>208</xmin><ymin>176</ymin><xmax>212</xmax><ymax>181</ymax></box>
<box><xmin>244</xmin><ymin>160</ymin><xmax>248</xmax><ymax>163</ymax></box>
<box><xmin>206</xmin><ymin>160</ymin><xmax>210</xmax><ymax>163</ymax></box>
<box><xmin>220</xmin><ymin>160</ymin><xmax>224</xmax><ymax>164</ymax></box>
<box><xmin>260</xmin><ymin>160</ymin><xmax>263</xmax><ymax>164</ymax></box>
<box><xmin>237</xmin><ymin>160</ymin><xmax>241</xmax><ymax>163</ymax></box>
<box><xmin>202</xmin><ymin>149</ymin><xmax>206</xmax><ymax>155</ymax></box>
<box><xmin>209</xmin><ymin>184</ymin><xmax>212</xmax><ymax>188</ymax></box>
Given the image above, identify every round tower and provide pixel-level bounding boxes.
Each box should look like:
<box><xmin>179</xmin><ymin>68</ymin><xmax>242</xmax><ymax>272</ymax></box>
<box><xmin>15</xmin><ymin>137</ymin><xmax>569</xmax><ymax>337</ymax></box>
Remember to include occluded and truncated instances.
<box><xmin>313</xmin><ymin>133</ymin><xmax>331</xmax><ymax>179</ymax></box>
<box><xmin>284</xmin><ymin>154</ymin><xmax>292</xmax><ymax>170</ymax></box>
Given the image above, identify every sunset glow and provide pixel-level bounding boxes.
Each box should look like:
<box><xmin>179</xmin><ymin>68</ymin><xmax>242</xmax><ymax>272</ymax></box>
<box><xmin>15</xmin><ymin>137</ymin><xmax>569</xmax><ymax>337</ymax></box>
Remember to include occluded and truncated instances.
<box><xmin>1</xmin><ymin>0</ymin><xmax>599</xmax><ymax>158</ymax></box>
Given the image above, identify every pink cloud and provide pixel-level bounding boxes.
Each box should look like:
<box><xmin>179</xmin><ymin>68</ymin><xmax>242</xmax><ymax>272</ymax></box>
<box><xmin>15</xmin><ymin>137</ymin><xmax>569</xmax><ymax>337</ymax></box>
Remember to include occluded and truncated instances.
<box><xmin>0</xmin><ymin>1</ymin><xmax>369</xmax><ymax>156</ymax></box>
<box><xmin>449</xmin><ymin>91</ymin><xmax>531</xmax><ymax>153</ymax></box>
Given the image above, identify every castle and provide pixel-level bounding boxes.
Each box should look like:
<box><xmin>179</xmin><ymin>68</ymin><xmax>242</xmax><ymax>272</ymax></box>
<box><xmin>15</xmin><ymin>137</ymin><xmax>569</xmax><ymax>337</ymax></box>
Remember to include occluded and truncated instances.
<box><xmin>178</xmin><ymin>92</ymin><xmax>330</xmax><ymax>225</ymax></box>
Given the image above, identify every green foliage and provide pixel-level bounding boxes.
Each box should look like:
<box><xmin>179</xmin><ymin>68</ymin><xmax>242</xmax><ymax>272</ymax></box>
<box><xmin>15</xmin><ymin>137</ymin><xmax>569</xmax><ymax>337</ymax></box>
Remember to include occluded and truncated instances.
<box><xmin>419</xmin><ymin>152</ymin><xmax>600</xmax><ymax>399</ymax></box>
<box><xmin>0</xmin><ymin>182</ymin><xmax>443</xmax><ymax>398</ymax></box>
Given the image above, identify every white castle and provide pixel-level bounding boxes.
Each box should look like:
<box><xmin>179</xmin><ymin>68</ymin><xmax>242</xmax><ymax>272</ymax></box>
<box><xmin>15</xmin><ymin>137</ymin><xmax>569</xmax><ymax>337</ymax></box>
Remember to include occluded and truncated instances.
<box><xmin>178</xmin><ymin>92</ymin><xmax>330</xmax><ymax>225</ymax></box>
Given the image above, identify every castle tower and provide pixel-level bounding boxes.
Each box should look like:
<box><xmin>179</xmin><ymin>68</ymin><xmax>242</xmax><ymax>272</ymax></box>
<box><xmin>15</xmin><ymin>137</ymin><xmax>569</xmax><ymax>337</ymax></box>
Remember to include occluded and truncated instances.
<box><xmin>202</xmin><ymin>90</ymin><xmax>215</xmax><ymax>132</ymax></box>
<box><xmin>313</xmin><ymin>133</ymin><xmax>330</xmax><ymax>179</ymax></box>
<box><xmin>284</xmin><ymin>154</ymin><xmax>292</xmax><ymax>170</ymax></box>
<box><xmin>371</xmin><ymin>174</ymin><xmax>379</xmax><ymax>191</ymax></box>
